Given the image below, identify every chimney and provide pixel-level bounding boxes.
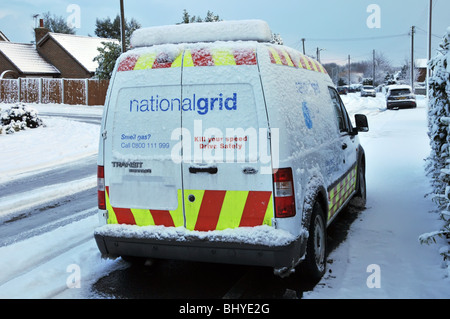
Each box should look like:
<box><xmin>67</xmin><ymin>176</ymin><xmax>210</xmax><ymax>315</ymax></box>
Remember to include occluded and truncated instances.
<box><xmin>34</xmin><ymin>19</ymin><xmax>49</xmax><ymax>46</ymax></box>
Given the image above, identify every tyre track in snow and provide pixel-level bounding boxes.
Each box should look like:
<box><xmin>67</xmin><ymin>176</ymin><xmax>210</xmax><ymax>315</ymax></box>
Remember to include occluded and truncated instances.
<box><xmin>0</xmin><ymin>213</ymin><xmax>110</xmax><ymax>298</ymax></box>
<box><xmin>0</xmin><ymin>152</ymin><xmax>102</xmax><ymax>297</ymax></box>
<box><xmin>0</xmin><ymin>154</ymin><xmax>98</xmax><ymax>246</ymax></box>
<box><xmin>0</xmin><ymin>213</ymin><xmax>93</xmax><ymax>288</ymax></box>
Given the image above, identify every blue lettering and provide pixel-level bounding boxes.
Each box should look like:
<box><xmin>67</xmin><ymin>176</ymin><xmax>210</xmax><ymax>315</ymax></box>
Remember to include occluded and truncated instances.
<box><xmin>140</xmin><ymin>99</ymin><xmax>149</xmax><ymax>112</ymax></box>
<box><xmin>224</xmin><ymin>93</ymin><xmax>237</xmax><ymax>111</ymax></box>
<box><xmin>130</xmin><ymin>99</ymin><xmax>139</xmax><ymax>112</ymax></box>
<box><xmin>128</xmin><ymin>93</ymin><xmax>237</xmax><ymax>115</ymax></box>
<box><xmin>160</xmin><ymin>98</ymin><xmax>170</xmax><ymax>111</ymax></box>
<box><xmin>150</xmin><ymin>96</ymin><xmax>156</xmax><ymax>111</ymax></box>
<box><xmin>182</xmin><ymin>97</ymin><xmax>192</xmax><ymax>111</ymax></box>
<box><xmin>171</xmin><ymin>98</ymin><xmax>181</xmax><ymax>111</ymax></box>
<box><xmin>197</xmin><ymin>98</ymin><xmax>208</xmax><ymax>115</ymax></box>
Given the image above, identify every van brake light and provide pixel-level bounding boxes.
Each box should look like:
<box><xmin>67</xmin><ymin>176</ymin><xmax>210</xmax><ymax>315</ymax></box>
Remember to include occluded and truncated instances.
<box><xmin>97</xmin><ymin>166</ymin><xmax>106</xmax><ymax>210</ymax></box>
<box><xmin>273</xmin><ymin>168</ymin><xmax>296</xmax><ymax>218</ymax></box>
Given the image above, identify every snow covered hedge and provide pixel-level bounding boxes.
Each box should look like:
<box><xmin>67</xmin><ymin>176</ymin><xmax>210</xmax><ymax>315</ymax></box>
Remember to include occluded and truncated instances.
<box><xmin>0</xmin><ymin>103</ymin><xmax>44</xmax><ymax>135</ymax></box>
<box><xmin>424</xmin><ymin>27</ymin><xmax>450</xmax><ymax>266</ymax></box>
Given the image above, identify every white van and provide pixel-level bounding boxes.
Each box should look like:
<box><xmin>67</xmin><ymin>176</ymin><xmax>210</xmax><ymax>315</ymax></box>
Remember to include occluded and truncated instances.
<box><xmin>94</xmin><ymin>20</ymin><xmax>368</xmax><ymax>279</ymax></box>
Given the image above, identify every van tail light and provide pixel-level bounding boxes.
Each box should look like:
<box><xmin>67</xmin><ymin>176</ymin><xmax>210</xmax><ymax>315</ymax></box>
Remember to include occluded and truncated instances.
<box><xmin>273</xmin><ymin>168</ymin><xmax>296</xmax><ymax>218</ymax></box>
<box><xmin>97</xmin><ymin>165</ymin><xmax>106</xmax><ymax>210</ymax></box>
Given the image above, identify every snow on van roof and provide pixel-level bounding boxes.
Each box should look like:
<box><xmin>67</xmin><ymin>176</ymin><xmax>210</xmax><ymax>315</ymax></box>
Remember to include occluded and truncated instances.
<box><xmin>131</xmin><ymin>20</ymin><xmax>273</xmax><ymax>48</ymax></box>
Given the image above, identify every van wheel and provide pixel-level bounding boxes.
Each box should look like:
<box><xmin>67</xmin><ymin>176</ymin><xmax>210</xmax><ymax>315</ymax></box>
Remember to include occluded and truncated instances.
<box><xmin>302</xmin><ymin>202</ymin><xmax>326</xmax><ymax>281</ymax></box>
<box><xmin>353</xmin><ymin>162</ymin><xmax>367</xmax><ymax>208</ymax></box>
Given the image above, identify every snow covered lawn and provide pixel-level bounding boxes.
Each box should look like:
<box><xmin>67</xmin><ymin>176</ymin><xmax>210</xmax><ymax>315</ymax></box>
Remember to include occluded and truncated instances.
<box><xmin>0</xmin><ymin>103</ymin><xmax>102</xmax><ymax>183</ymax></box>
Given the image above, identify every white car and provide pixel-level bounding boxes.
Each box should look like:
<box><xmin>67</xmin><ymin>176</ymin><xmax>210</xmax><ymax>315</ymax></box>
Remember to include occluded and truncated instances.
<box><xmin>386</xmin><ymin>85</ymin><xmax>417</xmax><ymax>109</ymax></box>
<box><xmin>361</xmin><ymin>85</ymin><xmax>376</xmax><ymax>97</ymax></box>
<box><xmin>94</xmin><ymin>20</ymin><xmax>368</xmax><ymax>280</ymax></box>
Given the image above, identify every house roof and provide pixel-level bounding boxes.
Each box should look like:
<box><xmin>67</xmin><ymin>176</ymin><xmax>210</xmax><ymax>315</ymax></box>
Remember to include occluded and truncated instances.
<box><xmin>0</xmin><ymin>31</ymin><xmax>9</xmax><ymax>42</ymax></box>
<box><xmin>415</xmin><ymin>58</ymin><xmax>428</xmax><ymax>68</ymax></box>
<box><xmin>0</xmin><ymin>42</ymin><xmax>60</xmax><ymax>74</ymax></box>
<box><xmin>39</xmin><ymin>33</ymin><xmax>119</xmax><ymax>73</ymax></box>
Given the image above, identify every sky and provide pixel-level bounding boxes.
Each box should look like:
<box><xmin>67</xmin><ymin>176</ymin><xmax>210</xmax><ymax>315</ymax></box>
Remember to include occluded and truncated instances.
<box><xmin>1</xmin><ymin>0</ymin><xmax>449</xmax><ymax>67</ymax></box>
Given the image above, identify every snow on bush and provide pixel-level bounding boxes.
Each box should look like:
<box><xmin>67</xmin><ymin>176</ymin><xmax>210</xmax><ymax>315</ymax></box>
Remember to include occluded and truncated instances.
<box><xmin>424</xmin><ymin>26</ymin><xmax>450</xmax><ymax>268</ymax></box>
<box><xmin>0</xmin><ymin>103</ymin><xmax>44</xmax><ymax>135</ymax></box>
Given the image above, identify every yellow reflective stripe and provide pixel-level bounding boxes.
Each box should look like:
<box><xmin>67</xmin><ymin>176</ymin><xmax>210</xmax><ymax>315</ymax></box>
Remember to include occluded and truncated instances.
<box><xmin>302</xmin><ymin>56</ymin><xmax>313</xmax><ymax>70</ymax></box>
<box><xmin>212</xmin><ymin>48</ymin><xmax>236</xmax><ymax>66</ymax></box>
<box><xmin>268</xmin><ymin>47</ymin><xmax>282</xmax><ymax>65</ymax></box>
<box><xmin>171</xmin><ymin>54</ymin><xmax>183</xmax><ymax>68</ymax></box>
<box><xmin>318</xmin><ymin>63</ymin><xmax>326</xmax><ymax>73</ymax></box>
<box><xmin>308</xmin><ymin>57</ymin><xmax>319</xmax><ymax>72</ymax></box>
<box><xmin>169</xmin><ymin>189</ymin><xmax>184</xmax><ymax>227</ymax></box>
<box><xmin>281</xmin><ymin>49</ymin><xmax>295</xmax><ymax>67</ymax></box>
<box><xmin>215</xmin><ymin>191</ymin><xmax>249</xmax><ymax>230</ymax></box>
<box><xmin>134</xmin><ymin>52</ymin><xmax>156</xmax><ymax>70</ymax></box>
<box><xmin>105</xmin><ymin>189</ymin><xmax>118</xmax><ymax>224</ymax></box>
<box><xmin>184</xmin><ymin>189</ymin><xmax>205</xmax><ymax>230</ymax></box>
<box><xmin>328</xmin><ymin>166</ymin><xmax>358</xmax><ymax>219</ymax></box>
<box><xmin>183</xmin><ymin>50</ymin><xmax>194</xmax><ymax>67</ymax></box>
<box><xmin>131</xmin><ymin>208</ymin><xmax>155</xmax><ymax>226</ymax></box>
<box><xmin>262</xmin><ymin>195</ymin><xmax>273</xmax><ymax>226</ymax></box>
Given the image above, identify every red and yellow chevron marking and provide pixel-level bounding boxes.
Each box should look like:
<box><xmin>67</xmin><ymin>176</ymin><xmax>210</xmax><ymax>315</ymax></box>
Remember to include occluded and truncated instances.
<box><xmin>327</xmin><ymin>166</ymin><xmax>358</xmax><ymax>220</ymax></box>
<box><xmin>267</xmin><ymin>46</ymin><xmax>328</xmax><ymax>74</ymax></box>
<box><xmin>105</xmin><ymin>187</ymin><xmax>273</xmax><ymax>231</ymax></box>
<box><xmin>105</xmin><ymin>187</ymin><xmax>184</xmax><ymax>227</ymax></box>
<box><xmin>117</xmin><ymin>48</ymin><xmax>257</xmax><ymax>72</ymax></box>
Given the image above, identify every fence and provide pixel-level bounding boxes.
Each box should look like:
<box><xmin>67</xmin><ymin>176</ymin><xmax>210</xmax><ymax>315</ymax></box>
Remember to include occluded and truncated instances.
<box><xmin>0</xmin><ymin>78</ymin><xmax>110</xmax><ymax>106</ymax></box>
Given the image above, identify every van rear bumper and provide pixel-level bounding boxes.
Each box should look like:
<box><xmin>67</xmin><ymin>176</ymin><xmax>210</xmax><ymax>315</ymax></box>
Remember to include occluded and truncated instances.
<box><xmin>94</xmin><ymin>230</ymin><xmax>305</xmax><ymax>269</ymax></box>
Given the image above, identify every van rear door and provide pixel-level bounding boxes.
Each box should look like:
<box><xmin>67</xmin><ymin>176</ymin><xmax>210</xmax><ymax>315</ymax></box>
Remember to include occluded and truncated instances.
<box><xmin>105</xmin><ymin>47</ymin><xmax>185</xmax><ymax>227</ymax></box>
<box><xmin>179</xmin><ymin>45</ymin><xmax>274</xmax><ymax>231</ymax></box>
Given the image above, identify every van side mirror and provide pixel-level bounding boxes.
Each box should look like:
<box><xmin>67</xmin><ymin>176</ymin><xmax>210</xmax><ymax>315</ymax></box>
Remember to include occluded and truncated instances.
<box><xmin>355</xmin><ymin>114</ymin><xmax>369</xmax><ymax>132</ymax></box>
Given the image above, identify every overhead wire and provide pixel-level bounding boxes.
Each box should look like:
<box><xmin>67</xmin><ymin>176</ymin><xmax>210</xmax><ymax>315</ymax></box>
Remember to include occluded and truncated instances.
<box><xmin>305</xmin><ymin>33</ymin><xmax>409</xmax><ymax>42</ymax></box>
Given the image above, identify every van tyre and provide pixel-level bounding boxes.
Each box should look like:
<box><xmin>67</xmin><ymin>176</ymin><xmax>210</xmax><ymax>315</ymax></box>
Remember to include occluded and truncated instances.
<box><xmin>302</xmin><ymin>202</ymin><xmax>326</xmax><ymax>281</ymax></box>
<box><xmin>353</xmin><ymin>162</ymin><xmax>367</xmax><ymax>209</ymax></box>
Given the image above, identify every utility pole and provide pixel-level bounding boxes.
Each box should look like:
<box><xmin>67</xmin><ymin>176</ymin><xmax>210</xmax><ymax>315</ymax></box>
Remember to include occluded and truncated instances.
<box><xmin>120</xmin><ymin>0</ymin><xmax>126</xmax><ymax>53</ymax></box>
<box><xmin>348</xmin><ymin>55</ymin><xmax>351</xmax><ymax>86</ymax></box>
<box><xmin>301</xmin><ymin>38</ymin><xmax>305</xmax><ymax>55</ymax></box>
<box><xmin>316</xmin><ymin>48</ymin><xmax>321</xmax><ymax>63</ymax></box>
<box><xmin>427</xmin><ymin>0</ymin><xmax>433</xmax><ymax>98</ymax></box>
<box><xmin>411</xmin><ymin>25</ymin><xmax>415</xmax><ymax>90</ymax></box>
<box><xmin>373</xmin><ymin>49</ymin><xmax>376</xmax><ymax>86</ymax></box>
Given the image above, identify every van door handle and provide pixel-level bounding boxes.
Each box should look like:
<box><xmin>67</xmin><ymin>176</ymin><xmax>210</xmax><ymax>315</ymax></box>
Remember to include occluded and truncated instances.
<box><xmin>342</xmin><ymin>143</ymin><xmax>348</xmax><ymax>150</ymax></box>
<box><xmin>189</xmin><ymin>166</ymin><xmax>218</xmax><ymax>174</ymax></box>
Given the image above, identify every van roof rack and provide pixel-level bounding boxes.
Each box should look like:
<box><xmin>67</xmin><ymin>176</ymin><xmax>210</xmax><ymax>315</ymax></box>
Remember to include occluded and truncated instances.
<box><xmin>130</xmin><ymin>20</ymin><xmax>273</xmax><ymax>48</ymax></box>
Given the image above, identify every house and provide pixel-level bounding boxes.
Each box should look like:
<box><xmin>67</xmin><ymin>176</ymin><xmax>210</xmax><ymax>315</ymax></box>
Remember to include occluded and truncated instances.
<box><xmin>0</xmin><ymin>19</ymin><xmax>118</xmax><ymax>79</ymax></box>
<box><xmin>0</xmin><ymin>42</ymin><xmax>60</xmax><ymax>78</ymax></box>
<box><xmin>35</xmin><ymin>21</ymin><xmax>118</xmax><ymax>78</ymax></box>
<box><xmin>415</xmin><ymin>58</ymin><xmax>428</xmax><ymax>83</ymax></box>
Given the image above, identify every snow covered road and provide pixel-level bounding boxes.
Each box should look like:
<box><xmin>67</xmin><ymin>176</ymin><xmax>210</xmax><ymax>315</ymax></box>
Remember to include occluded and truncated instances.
<box><xmin>0</xmin><ymin>96</ymin><xmax>448</xmax><ymax>299</ymax></box>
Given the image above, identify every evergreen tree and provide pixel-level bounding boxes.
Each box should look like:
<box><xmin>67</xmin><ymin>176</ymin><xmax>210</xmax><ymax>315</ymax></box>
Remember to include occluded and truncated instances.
<box><xmin>93</xmin><ymin>15</ymin><xmax>141</xmax><ymax>80</ymax></box>
<box><xmin>93</xmin><ymin>42</ymin><xmax>122</xmax><ymax>80</ymax></box>
<box><xmin>422</xmin><ymin>27</ymin><xmax>450</xmax><ymax>265</ymax></box>
<box><xmin>95</xmin><ymin>15</ymin><xmax>141</xmax><ymax>46</ymax></box>
<box><xmin>179</xmin><ymin>10</ymin><xmax>222</xmax><ymax>24</ymax></box>
<box><xmin>41</xmin><ymin>11</ymin><xmax>76</xmax><ymax>34</ymax></box>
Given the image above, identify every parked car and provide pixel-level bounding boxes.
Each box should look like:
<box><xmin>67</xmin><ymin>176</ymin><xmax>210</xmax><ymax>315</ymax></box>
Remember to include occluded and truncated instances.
<box><xmin>386</xmin><ymin>85</ymin><xmax>416</xmax><ymax>109</ymax></box>
<box><xmin>94</xmin><ymin>20</ymin><xmax>369</xmax><ymax>280</ymax></box>
<box><xmin>337</xmin><ymin>86</ymin><xmax>348</xmax><ymax>95</ymax></box>
<box><xmin>361</xmin><ymin>85</ymin><xmax>376</xmax><ymax>97</ymax></box>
